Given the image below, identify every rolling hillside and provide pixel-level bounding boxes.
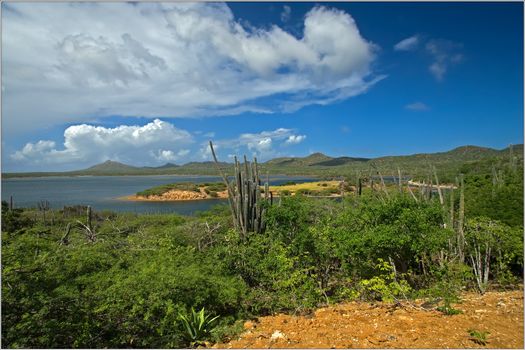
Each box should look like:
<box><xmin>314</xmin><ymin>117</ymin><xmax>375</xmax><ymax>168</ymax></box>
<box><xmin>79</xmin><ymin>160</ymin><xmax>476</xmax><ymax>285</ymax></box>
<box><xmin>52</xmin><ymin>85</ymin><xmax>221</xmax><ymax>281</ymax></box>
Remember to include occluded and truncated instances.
<box><xmin>3</xmin><ymin>144</ymin><xmax>522</xmax><ymax>179</ymax></box>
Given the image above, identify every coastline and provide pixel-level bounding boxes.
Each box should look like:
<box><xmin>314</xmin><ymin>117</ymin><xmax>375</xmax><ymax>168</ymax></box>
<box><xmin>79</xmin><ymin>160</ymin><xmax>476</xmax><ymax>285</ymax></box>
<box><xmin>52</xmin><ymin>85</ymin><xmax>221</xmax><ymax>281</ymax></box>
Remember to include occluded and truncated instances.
<box><xmin>119</xmin><ymin>189</ymin><xmax>229</xmax><ymax>202</ymax></box>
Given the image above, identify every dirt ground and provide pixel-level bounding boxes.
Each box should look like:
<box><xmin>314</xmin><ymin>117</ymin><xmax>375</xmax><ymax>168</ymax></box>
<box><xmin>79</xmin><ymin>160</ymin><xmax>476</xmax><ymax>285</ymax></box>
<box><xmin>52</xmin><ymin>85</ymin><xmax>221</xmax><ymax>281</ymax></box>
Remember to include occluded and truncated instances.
<box><xmin>217</xmin><ymin>290</ymin><xmax>523</xmax><ymax>349</ymax></box>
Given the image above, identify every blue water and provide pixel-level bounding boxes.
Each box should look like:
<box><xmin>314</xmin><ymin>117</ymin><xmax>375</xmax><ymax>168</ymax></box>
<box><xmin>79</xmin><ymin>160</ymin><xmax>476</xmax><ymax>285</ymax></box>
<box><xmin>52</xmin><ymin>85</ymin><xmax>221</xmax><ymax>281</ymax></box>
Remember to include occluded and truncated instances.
<box><xmin>1</xmin><ymin>175</ymin><xmax>317</xmax><ymax>215</ymax></box>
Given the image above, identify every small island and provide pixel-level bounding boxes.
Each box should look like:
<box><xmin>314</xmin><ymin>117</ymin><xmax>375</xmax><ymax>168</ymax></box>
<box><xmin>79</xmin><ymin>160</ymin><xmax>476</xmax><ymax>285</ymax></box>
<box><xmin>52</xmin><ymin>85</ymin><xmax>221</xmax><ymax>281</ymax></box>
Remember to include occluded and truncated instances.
<box><xmin>121</xmin><ymin>180</ymin><xmax>344</xmax><ymax>201</ymax></box>
<box><xmin>121</xmin><ymin>182</ymin><xmax>228</xmax><ymax>201</ymax></box>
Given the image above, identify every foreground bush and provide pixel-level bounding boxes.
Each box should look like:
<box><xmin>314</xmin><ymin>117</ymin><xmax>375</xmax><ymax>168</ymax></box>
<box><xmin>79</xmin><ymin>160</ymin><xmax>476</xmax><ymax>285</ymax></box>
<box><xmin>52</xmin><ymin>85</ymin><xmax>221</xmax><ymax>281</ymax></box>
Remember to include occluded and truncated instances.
<box><xmin>1</xmin><ymin>188</ymin><xmax>522</xmax><ymax>348</ymax></box>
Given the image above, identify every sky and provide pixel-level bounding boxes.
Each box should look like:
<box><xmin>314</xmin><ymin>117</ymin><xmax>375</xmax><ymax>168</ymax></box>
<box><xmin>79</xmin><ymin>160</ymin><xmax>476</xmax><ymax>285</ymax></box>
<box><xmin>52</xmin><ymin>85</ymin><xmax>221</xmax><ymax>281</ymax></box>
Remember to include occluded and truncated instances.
<box><xmin>1</xmin><ymin>1</ymin><xmax>523</xmax><ymax>172</ymax></box>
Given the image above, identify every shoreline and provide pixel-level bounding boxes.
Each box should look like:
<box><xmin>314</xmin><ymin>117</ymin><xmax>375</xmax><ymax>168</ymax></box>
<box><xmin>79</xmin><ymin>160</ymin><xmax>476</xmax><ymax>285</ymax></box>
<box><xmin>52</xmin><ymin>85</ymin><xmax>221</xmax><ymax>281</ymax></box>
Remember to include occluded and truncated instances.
<box><xmin>3</xmin><ymin>173</ymin><xmax>321</xmax><ymax>180</ymax></box>
<box><xmin>119</xmin><ymin>194</ymin><xmax>228</xmax><ymax>202</ymax></box>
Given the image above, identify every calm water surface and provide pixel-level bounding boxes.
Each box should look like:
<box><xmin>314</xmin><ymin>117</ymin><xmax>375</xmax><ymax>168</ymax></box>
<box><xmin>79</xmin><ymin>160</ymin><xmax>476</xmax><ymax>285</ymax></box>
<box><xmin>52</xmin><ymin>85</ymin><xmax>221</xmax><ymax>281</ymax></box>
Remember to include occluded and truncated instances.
<box><xmin>1</xmin><ymin>175</ymin><xmax>316</xmax><ymax>215</ymax></box>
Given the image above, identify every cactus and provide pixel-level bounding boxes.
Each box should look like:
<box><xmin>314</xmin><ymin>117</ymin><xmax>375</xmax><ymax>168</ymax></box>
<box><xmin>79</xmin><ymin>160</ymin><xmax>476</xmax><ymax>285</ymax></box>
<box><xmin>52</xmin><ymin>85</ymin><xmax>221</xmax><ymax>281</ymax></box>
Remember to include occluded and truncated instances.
<box><xmin>432</xmin><ymin>166</ymin><xmax>444</xmax><ymax>205</ymax></box>
<box><xmin>397</xmin><ymin>168</ymin><xmax>403</xmax><ymax>193</ymax></box>
<box><xmin>209</xmin><ymin>141</ymin><xmax>271</xmax><ymax>239</ymax></box>
<box><xmin>457</xmin><ymin>174</ymin><xmax>465</xmax><ymax>262</ymax></box>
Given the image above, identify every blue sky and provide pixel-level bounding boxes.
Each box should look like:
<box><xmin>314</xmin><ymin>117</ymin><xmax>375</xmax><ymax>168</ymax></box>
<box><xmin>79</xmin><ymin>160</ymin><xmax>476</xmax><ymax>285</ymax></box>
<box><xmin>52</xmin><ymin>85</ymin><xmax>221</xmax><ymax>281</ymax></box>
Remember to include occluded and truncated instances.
<box><xmin>2</xmin><ymin>2</ymin><xmax>523</xmax><ymax>171</ymax></box>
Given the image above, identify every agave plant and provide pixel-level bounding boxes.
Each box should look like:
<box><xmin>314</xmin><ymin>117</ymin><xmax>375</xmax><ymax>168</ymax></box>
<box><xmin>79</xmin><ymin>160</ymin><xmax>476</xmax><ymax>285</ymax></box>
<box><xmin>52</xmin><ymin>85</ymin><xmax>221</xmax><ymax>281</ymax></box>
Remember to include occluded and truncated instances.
<box><xmin>178</xmin><ymin>307</ymin><xmax>220</xmax><ymax>347</ymax></box>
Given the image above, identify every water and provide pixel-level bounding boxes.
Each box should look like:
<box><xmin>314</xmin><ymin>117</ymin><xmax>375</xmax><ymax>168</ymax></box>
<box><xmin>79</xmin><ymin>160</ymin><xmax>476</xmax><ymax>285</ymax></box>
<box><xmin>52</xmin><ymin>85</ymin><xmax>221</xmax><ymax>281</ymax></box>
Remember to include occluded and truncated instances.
<box><xmin>1</xmin><ymin>175</ymin><xmax>317</xmax><ymax>215</ymax></box>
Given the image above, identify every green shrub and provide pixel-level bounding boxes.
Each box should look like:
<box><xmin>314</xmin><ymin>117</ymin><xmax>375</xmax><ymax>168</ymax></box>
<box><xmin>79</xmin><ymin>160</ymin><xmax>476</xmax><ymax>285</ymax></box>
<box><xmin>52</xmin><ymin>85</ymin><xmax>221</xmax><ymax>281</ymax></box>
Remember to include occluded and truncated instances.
<box><xmin>178</xmin><ymin>307</ymin><xmax>219</xmax><ymax>347</ymax></box>
<box><xmin>357</xmin><ymin>259</ymin><xmax>412</xmax><ymax>302</ymax></box>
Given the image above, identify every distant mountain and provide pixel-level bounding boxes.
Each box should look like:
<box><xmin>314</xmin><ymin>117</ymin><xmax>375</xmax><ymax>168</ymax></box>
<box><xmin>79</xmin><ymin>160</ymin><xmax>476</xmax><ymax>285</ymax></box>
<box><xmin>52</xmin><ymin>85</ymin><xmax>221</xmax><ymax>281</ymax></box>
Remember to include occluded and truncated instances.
<box><xmin>265</xmin><ymin>152</ymin><xmax>333</xmax><ymax>167</ymax></box>
<box><xmin>372</xmin><ymin>145</ymin><xmax>510</xmax><ymax>165</ymax></box>
<box><xmin>182</xmin><ymin>161</ymin><xmax>231</xmax><ymax>167</ymax></box>
<box><xmin>312</xmin><ymin>156</ymin><xmax>370</xmax><ymax>166</ymax></box>
<box><xmin>84</xmin><ymin>160</ymin><xmax>139</xmax><ymax>173</ymax></box>
<box><xmin>3</xmin><ymin>144</ymin><xmax>522</xmax><ymax>178</ymax></box>
<box><xmin>142</xmin><ymin>162</ymin><xmax>179</xmax><ymax>169</ymax></box>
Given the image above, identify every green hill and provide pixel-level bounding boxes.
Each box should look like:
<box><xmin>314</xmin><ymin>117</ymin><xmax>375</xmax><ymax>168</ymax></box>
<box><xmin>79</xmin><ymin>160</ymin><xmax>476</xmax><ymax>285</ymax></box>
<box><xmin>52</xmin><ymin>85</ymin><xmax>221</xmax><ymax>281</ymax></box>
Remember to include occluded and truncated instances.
<box><xmin>84</xmin><ymin>160</ymin><xmax>139</xmax><ymax>173</ymax></box>
<box><xmin>3</xmin><ymin>144</ymin><xmax>522</xmax><ymax>179</ymax></box>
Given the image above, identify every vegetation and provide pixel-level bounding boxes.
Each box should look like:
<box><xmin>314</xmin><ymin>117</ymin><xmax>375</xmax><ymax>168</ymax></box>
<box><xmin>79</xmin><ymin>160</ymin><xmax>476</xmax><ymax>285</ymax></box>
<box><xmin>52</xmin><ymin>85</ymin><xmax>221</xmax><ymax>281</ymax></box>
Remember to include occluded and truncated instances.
<box><xmin>468</xmin><ymin>329</ymin><xmax>490</xmax><ymax>346</ymax></box>
<box><xmin>269</xmin><ymin>181</ymin><xmax>340</xmax><ymax>196</ymax></box>
<box><xmin>136</xmin><ymin>182</ymin><xmax>226</xmax><ymax>197</ymax></box>
<box><xmin>1</xmin><ymin>152</ymin><xmax>523</xmax><ymax>348</ymax></box>
<box><xmin>178</xmin><ymin>307</ymin><xmax>220</xmax><ymax>347</ymax></box>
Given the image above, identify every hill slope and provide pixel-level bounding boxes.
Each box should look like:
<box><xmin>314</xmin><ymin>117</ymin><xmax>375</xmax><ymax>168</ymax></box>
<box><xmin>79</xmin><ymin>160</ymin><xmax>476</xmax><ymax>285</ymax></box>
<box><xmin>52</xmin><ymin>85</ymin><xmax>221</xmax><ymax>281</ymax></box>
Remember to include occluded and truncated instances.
<box><xmin>3</xmin><ymin>144</ymin><xmax>522</xmax><ymax>178</ymax></box>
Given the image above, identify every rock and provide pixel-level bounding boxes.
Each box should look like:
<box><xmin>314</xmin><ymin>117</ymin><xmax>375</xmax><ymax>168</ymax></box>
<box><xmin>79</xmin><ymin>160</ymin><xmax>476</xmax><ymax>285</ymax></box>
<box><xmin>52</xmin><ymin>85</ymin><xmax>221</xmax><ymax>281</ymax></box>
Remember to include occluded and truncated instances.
<box><xmin>270</xmin><ymin>330</ymin><xmax>286</xmax><ymax>341</ymax></box>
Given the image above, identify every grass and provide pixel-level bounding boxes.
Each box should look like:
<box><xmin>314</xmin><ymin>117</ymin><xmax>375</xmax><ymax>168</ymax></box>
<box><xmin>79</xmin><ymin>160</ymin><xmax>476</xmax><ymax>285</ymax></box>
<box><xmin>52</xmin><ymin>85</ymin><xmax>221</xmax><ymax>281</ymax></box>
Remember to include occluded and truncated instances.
<box><xmin>269</xmin><ymin>181</ymin><xmax>341</xmax><ymax>196</ymax></box>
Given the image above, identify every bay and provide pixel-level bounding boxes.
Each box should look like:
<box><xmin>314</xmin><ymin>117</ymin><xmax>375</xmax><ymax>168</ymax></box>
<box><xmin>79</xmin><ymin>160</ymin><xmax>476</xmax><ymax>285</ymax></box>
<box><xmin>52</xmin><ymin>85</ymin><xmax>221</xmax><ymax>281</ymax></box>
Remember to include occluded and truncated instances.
<box><xmin>1</xmin><ymin>175</ymin><xmax>317</xmax><ymax>215</ymax></box>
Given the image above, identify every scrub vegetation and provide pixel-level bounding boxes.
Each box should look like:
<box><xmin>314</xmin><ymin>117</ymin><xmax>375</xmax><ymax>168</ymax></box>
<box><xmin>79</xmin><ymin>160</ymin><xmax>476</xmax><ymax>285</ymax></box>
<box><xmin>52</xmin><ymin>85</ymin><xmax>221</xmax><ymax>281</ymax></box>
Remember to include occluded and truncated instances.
<box><xmin>1</xmin><ymin>151</ymin><xmax>523</xmax><ymax>348</ymax></box>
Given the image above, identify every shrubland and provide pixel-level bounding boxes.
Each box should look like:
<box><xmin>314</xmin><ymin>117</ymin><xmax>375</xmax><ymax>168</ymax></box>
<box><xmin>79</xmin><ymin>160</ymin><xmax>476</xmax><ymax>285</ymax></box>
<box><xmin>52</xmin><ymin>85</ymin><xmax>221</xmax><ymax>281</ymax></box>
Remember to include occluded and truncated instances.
<box><xmin>1</xmin><ymin>162</ymin><xmax>523</xmax><ymax>348</ymax></box>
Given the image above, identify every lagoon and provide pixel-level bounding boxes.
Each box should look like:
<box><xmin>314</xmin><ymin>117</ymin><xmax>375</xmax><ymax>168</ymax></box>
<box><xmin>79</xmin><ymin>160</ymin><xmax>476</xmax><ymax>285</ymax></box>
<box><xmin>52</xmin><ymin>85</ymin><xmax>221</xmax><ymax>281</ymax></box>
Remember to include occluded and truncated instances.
<box><xmin>1</xmin><ymin>175</ymin><xmax>317</xmax><ymax>215</ymax></box>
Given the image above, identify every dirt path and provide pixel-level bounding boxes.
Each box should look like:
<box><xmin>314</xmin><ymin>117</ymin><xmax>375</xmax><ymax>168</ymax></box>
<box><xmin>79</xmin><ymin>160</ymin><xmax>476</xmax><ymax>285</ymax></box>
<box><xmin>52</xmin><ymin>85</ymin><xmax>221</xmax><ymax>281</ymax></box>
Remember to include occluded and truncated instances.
<box><xmin>217</xmin><ymin>290</ymin><xmax>523</xmax><ymax>349</ymax></box>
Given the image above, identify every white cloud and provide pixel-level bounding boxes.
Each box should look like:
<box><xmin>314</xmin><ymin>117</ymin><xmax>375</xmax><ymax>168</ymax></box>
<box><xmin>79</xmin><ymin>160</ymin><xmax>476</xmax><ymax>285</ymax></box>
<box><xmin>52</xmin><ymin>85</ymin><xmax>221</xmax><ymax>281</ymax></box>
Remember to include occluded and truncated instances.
<box><xmin>11</xmin><ymin>141</ymin><xmax>57</xmax><ymax>161</ymax></box>
<box><xmin>3</xmin><ymin>2</ymin><xmax>380</xmax><ymax>137</ymax></box>
<box><xmin>249</xmin><ymin>137</ymin><xmax>273</xmax><ymax>153</ymax></box>
<box><xmin>405</xmin><ymin>102</ymin><xmax>430</xmax><ymax>111</ymax></box>
<box><xmin>281</xmin><ymin>5</ymin><xmax>291</xmax><ymax>22</ymax></box>
<box><xmin>10</xmin><ymin>119</ymin><xmax>194</xmax><ymax>170</ymax></box>
<box><xmin>285</xmin><ymin>135</ymin><xmax>306</xmax><ymax>145</ymax></box>
<box><xmin>394</xmin><ymin>35</ymin><xmax>419</xmax><ymax>51</ymax></box>
<box><xmin>152</xmin><ymin>149</ymin><xmax>190</xmax><ymax>162</ymax></box>
<box><xmin>202</xmin><ymin>127</ymin><xmax>307</xmax><ymax>161</ymax></box>
<box><xmin>425</xmin><ymin>39</ymin><xmax>463</xmax><ymax>81</ymax></box>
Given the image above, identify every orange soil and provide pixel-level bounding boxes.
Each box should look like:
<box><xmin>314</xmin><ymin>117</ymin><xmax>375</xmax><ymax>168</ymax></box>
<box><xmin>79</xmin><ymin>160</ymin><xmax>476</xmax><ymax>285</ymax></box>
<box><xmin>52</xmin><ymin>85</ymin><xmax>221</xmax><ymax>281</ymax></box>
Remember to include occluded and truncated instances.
<box><xmin>217</xmin><ymin>290</ymin><xmax>523</xmax><ymax>349</ymax></box>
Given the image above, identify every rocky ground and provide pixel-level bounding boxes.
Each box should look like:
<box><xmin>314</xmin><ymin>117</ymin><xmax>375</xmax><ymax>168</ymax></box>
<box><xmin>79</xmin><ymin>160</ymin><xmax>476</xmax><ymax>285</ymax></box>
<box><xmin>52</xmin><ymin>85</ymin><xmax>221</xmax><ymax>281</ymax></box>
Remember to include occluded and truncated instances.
<box><xmin>217</xmin><ymin>290</ymin><xmax>523</xmax><ymax>349</ymax></box>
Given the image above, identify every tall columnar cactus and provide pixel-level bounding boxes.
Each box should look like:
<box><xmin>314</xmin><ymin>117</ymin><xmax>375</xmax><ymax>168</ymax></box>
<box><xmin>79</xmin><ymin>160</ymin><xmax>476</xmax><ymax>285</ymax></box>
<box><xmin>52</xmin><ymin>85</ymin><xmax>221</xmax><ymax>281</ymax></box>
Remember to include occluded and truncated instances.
<box><xmin>457</xmin><ymin>174</ymin><xmax>466</xmax><ymax>263</ymax></box>
<box><xmin>209</xmin><ymin>141</ymin><xmax>271</xmax><ymax>239</ymax></box>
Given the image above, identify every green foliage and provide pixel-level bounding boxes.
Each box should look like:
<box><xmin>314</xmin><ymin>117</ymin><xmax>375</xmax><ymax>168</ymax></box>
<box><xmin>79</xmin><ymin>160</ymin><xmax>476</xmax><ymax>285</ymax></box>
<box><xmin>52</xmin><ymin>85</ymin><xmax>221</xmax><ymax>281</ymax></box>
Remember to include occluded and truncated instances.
<box><xmin>468</xmin><ymin>329</ymin><xmax>490</xmax><ymax>345</ymax></box>
<box><xmin>1</xmin><ymin>200</ymin><xmax>32</xmax><ymax>233</ymax></box>
<box><xmin>1</xmin><ymin>210</ymin><xmax>244</xmax><ymax>348</ymax></box>
<box><xmin>178</xmin><ymin>307</ymin><xmax>220</xmax><ymax>347</ymax></box>
<box><xmin>202</xmin><ymin>182</ymin><xmax>227</xmax><ymax>192</ymax></box>
<box><xmin>2</xmin><ymin>167</ymin><xmax>522</xmax><ymax>349</ymax></box>
<box><xmin>278</xmin><ymin>189</ymin><xmax>291</xmax><ymax>196</ymax></box>
<box><xmin>358</xmin><ymin>259</ymin><xmax>412</xmax><ymax>302</ymax></box>
<box><xmin>424</xmin><ymin>262</ymin><xmax>471</xmax><ymax>315</ymax></box>
<box><xmin>464</xmin><ymin>166</ymin><xmax>523</xmax><ymax>227</ymax></box>
<box><xmin>221</xmin><ymin>229</ymin><xmax>319</xmax><ymax>314</ymax></box>
<box><xmin>463</xmin><ymin>217</ymin><xmax>523</xmax><ymax>293</ymax></box>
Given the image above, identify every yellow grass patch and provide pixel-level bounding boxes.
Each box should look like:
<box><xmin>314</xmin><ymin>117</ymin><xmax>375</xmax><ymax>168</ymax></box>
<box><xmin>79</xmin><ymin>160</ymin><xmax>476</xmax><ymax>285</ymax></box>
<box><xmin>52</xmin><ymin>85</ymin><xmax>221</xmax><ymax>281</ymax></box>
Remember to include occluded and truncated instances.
<box><xmin>269</xmin><ymin>181</ymin><xmax>340</xmax><ymax>194</ymax></box>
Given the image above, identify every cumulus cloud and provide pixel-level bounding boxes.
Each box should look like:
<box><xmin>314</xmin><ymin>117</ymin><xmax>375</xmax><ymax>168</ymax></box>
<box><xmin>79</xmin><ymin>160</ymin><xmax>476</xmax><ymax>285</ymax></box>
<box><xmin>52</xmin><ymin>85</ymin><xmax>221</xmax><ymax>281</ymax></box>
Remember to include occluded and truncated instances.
<box><xmin>425</xmin><ymin>39</ymin><xmax>463</xmax><ymax>81</ymax></box>
<box><xmin>3</xmin><ymin>2</ymin><xmax>380</xmax><ymax>137</ymax></box>
<box><xmin>152</xmin><ymin>149</ymin><xmax>191</xmax><ymax>162</ymax></box>
<box><xmin>202</xmin><ymin>127</ymin><xmax>307</xmax><ymax>160</ymax></box>
<box><xmin>8</xmin><ymin>117</ymin><xmax>308</xmax><ymax>170</ymax></box>
<box><xmin>405</xmin><ymin>102</ymin><xmax>430</xmax><ymax>111</ymax></box>
<box><xmin>285</xmin><ymin>135</ymin><xmax>306</xmax><ymax>145</ymax></box>
<box><xmin>10</xmin><ymin>119</ymin><xmax>194</xmax><ymax>170</ymax></box>
<box><xmin>394</xmin><ymin>35</ymin><xmax>419</xmax><ymax>51</ymax></box>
